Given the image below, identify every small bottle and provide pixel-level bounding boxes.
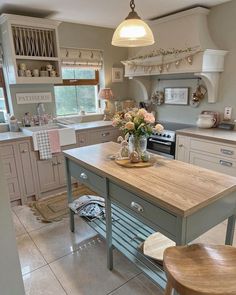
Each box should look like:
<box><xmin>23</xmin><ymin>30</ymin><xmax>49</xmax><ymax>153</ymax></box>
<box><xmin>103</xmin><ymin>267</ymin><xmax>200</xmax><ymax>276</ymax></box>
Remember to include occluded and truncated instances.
<box><xmin>23</xmin><ymin>112</ymin><xmax>31</xmax><ymax>127</ymax></box>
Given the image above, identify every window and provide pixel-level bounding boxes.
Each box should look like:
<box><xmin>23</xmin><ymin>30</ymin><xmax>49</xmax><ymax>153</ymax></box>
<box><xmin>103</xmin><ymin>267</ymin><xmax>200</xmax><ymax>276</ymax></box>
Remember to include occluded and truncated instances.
<box><xmin>54</xmin><ymin>68</ymin><xmax>99</xmax><ymax>116</ymax></box>
<box><xmin>0</xmin><ymin>68</ymin><xmax>9</xmax><ymax>122</ymax></box>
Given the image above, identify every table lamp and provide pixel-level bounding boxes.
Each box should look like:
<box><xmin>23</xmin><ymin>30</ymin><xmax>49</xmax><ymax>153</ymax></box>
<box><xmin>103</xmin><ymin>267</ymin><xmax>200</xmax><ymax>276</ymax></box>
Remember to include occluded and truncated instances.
<box><xmin>98</xmin><ymin>88</ymin><xmax>114</xmax><ymax>120</ymax></box>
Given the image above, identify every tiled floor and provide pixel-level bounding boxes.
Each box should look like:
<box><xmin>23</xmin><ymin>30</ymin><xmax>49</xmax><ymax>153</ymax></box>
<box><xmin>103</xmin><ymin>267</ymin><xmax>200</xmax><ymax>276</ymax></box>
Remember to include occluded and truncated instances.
<box><xmin>12</xmin><ymin>205</ymin><xmax>236</xmax><ymax>295</ymax></box>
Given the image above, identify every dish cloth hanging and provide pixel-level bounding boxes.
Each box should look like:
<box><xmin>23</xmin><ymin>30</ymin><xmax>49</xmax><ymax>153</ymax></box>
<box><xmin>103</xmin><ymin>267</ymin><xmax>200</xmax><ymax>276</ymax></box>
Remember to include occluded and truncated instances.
<box><xmin>36</xmin><ymin>130</ymin><xmax>52</xmax><ymax>160</ymax></box>
<box><xmin>48</xmin><ymin>129</ymin><xmax>61</xmax><ymax>153</ymax></box>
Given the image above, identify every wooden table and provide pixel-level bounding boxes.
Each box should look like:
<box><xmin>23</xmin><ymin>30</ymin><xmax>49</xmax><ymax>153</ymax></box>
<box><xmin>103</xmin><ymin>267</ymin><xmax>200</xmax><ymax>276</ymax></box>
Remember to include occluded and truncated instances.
<box><xmin>64</xmin><ymin>142</ymin><xmax>236</xmax><ymax>290</ymax></box>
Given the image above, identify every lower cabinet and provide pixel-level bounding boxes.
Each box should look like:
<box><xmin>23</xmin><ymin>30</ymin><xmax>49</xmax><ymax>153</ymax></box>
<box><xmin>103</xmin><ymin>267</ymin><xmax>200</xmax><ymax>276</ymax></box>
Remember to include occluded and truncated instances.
<box><xmin>36</xmin><ymin>155</ymin><xmax>66</xmax><ymax>193</ymax></box>
<box><xmin>176</xmin><ymin>134</ymin><xmax>236</xmax><ymax>177</ymax></box>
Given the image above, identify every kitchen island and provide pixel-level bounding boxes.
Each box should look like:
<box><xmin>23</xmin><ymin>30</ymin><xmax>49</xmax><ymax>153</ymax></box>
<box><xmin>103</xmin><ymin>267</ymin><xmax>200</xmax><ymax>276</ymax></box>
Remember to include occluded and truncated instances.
<box><xmin>64</xmin><ymin>142</ymin><xmax>236</xmax><ymax>290</ymax></box>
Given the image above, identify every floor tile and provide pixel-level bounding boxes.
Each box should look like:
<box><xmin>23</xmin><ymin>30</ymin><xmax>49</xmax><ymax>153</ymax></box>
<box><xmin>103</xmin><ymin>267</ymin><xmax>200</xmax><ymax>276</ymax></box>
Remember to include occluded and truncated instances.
<box><xmin>17</xmin><ymin>233</ymin><xmax>47</xmax><ymax>275</ymax></box>
<box><xmin>12</xmin><ymin>210</ymin><xmax>27</xmax><ymax>237</ymax></box>
<box><xmin>23</xmin><ymin>265</ymin><xmax>66</xmax><ymax>295</ymax></box>
<box><xmin>50</xmin><ymin>238</ymin><xmax>140</xmax><ymax>295</ymax></box>
<box><xmin>110</xmin><ymin>273</ymin><xmax>163</xmax><ymax>295</ymax></box>
<box><xmin>29</xmin><ymin>216</ymin><xmax>97</xmax><ymax>263</ymax></box>
<box><xmin>13</xmin><ymin>205</ymin><xmax>50</xmax><ymax>232</ymax></box>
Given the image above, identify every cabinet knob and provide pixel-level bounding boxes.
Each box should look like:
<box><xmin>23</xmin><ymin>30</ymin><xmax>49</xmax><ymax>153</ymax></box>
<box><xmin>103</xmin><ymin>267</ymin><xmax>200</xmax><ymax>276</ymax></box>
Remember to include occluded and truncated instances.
<box><xmin>80</xmin><ymin>172</ymin><xmax>88</xmax><ymax>180</ymax></box>
<box><xmin>131</xmin><ymin>201</ymin><xmax>144</xmax><ymax>213</ymax></box>
<box><xmin>102</xmin><ymin>132</ymin><xmax>110</xmax><ymax>137</ymax></box>
<box><xmin>179</xmin><ymin>144</ymin><xmax>184</xmax><ymax>148</ymax></box>
<box><xmin>21</xmin><ymin>149</ymin><xmax>28</xmax><ymax>153</ymax></box>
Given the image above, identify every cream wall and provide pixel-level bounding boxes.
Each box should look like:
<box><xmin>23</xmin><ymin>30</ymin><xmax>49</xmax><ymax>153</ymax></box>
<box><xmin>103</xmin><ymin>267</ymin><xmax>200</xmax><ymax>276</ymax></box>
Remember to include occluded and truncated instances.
<box><xmin>128</xmin><ymin>0</ymin><xmax>236</xmax><ymax>124</ymax></box>
<box><xmin>7</xmin><ymin>22</ymin><xmax>128</xmax><ymax>120</ymax></box>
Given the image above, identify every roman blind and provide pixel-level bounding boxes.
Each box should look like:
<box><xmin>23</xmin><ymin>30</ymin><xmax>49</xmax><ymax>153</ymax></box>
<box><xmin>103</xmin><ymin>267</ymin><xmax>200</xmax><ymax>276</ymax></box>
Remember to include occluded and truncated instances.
<box><xmin>60</xmin><ymin>47</ymin><xmax>103</xmax><ymax>70</ymax></box>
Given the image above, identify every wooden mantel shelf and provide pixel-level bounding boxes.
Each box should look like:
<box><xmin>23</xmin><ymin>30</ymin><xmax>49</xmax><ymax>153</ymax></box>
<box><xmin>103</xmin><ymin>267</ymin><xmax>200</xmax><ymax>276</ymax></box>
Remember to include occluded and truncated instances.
<box><xmin>63</xmin><ymin>142</ymin><xmax>236</xmax><ymax>217</ymax></box>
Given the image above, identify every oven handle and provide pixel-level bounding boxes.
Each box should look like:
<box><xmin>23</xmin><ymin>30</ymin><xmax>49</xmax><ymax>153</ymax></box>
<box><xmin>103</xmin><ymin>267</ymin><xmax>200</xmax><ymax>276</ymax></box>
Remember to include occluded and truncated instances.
<box><xmin>149</xmin><ymin>138</ymin><xmax>172</xmax><ymax>146</ymax></box>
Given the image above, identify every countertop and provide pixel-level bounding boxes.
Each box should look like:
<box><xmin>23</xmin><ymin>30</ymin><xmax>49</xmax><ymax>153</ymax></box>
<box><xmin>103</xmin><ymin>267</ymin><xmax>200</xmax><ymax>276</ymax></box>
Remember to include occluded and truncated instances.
<box><xmin>63</xmin><ymin>142</ymin><xmax>236</xmax><ymax>217</ymax></box>
<box><xmin>0</xmin><ymin>121</ymin><xmax>113</xmax><ymax>143</ymax></box>
<box><xmin>0</xmin><ymin>132</ymin><xmax>31</xmax><ymax>143</ymax></box>
<box><xmin>177</xmin><ymin>127</ymin><xmax>236</xmax><ymax>145</ymax></box>
<box><xmin>64</xmin><ymin>120</ymin><xmax>113</xmax><ymax>131</ymax></box>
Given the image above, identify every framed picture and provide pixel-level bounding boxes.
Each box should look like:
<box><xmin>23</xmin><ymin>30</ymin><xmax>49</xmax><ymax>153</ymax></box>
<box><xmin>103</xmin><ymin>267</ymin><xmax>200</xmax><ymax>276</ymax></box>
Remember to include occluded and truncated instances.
<box><xmin>112</xmin><ymin>67</ymin><xmax>123</xmax><ymax>82</ymax></box>
<box><xmin>164</xmin><ymin>88</ymin><xmax>189</xmax><ymax>105</ymax></box>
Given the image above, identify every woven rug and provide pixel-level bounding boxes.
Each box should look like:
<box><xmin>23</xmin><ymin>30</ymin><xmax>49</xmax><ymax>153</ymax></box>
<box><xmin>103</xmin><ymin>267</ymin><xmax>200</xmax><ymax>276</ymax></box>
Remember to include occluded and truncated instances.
<box><xmin>29</xmin><ymin>184</ymin><xmax>96</xmax><ymax>223</ymax></box>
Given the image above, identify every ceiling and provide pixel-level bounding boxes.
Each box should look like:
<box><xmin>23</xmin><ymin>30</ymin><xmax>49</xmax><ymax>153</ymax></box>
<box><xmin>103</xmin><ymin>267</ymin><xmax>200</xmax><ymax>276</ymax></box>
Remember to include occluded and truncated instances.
<box><xmin>0</xmin><ymin>0</ymin><xmax>232</xmax><ymax>28</ymax></box>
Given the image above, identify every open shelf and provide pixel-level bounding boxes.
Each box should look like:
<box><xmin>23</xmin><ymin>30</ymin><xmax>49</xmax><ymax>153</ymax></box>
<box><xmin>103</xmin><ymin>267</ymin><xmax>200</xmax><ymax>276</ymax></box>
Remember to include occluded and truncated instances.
<box><xmin>83</xmin><ymin>203</ymin><xmax>167</xmax><ymax>289</ymax></box>
<box><xmin>15</xmin><ymin>55</ymin><xmax>59</xmax><ymax>61</ymax></box>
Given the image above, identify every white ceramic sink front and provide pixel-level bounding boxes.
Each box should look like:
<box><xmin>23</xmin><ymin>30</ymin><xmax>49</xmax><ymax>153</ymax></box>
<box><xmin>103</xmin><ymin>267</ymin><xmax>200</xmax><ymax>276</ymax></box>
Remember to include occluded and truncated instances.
<box><xmin>21</xmin><ymin>123</ymin><xmax>76</xmax><ymax>151</ymax></box>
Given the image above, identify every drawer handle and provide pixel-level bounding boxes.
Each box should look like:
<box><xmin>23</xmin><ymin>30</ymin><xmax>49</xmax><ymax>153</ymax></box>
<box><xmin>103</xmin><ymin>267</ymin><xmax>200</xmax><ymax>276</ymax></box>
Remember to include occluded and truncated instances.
<box><xmin>102</xmin><ymin>132</ymin><xmax>110</xmax><ymax>137</ymax></box>
<box><xmin>221</xmin><ymin>149</ymin><xmax>234</xmax><ymax>156</ymax></box>
<box><xmin>178</xmin><ymin>144</ymin><xmax>183</xmax><ymax>148</ymax></box>
<box><xmin>21</xmin><ymin>149</ymin><xmax>28</xmax><ymax>153</ymax></box>
<box><xmin>131</xmin><ymin>201</ymin><xmax>144</xmax><ymax>213</ymax></box>
<box><xmin>80</xmin><ymin>172</ymin><xmax>88</xmax><ymax>180</ymax></box>
<box><xmin>219</xmin><ymin>160</ymin><xmax>233</xmax><ymax>167</ymax></box>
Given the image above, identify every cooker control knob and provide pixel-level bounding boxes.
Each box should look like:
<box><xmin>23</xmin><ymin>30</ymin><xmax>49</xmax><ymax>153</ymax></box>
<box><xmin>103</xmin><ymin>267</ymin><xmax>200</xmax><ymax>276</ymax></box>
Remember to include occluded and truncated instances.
<box><xmin>167</xmin><ymin>134</ymin><xmax>171</xmax><ymax>138</ymax></box>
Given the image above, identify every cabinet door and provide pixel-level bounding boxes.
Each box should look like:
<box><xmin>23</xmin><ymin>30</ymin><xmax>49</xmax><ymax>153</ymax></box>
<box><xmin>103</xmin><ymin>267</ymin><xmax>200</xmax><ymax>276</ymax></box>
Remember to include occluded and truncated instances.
<box><xmin>7</xmin><ymin>178</ymin><xmax>21</xmax><ymax>201</ymax></box>
<box><xmin>2</xmin><ymin>157</ymin><xmax>18</xmax><ymax>178</ymax></box>
<box><xmin>189</xmin><ymin>151</ymin><xmax>236</xmax><ymax>177</ymax></box>
<box><xmin>176</xmin><ymin>135</ymin><xmax>190</xmax><ymax>162</ymax></box>
<box><xmin>77</xmin><ymin>132</ymin><xmax>88</xmax><ymax>147</ymax></box>
<box><xmin>57</xmin><ymin>155</ymin><xmax>67</xmax><ymax>186</ymax></box>
<box><xmin>37</xmin><ymin>157</ymin><xmax>59</xmax><ymax>192</ymax></box>
<box><xmin>18</xmin><ymin>141</ymin><xmax>36</xmax><ymax>196</ymax></box>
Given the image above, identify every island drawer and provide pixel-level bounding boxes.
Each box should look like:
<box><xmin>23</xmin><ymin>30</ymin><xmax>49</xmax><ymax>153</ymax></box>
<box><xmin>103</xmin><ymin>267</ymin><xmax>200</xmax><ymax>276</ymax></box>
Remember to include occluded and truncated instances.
<box><xmin>68</xmin><ymin>160</ymin><xmax>106</xmax><ymax>196</ymax></box>
<box><xmin>190</xmin><ymin>138</ymin><xmax>236</xmax><ymax>159</ymax></box>
<box><xmin>109</xmin><ymin>182</ymin><xmax>177</xmax><ymax>236</ymax></box>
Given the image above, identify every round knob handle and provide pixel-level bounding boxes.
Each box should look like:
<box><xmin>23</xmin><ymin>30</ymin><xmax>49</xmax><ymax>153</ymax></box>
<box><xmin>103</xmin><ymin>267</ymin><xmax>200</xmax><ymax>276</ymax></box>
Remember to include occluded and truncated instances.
<box><xmin>179</xmin><ymin>144</ymin><xmax>184</xmax><ymax>148</ymax></box>
<box><xmin>21</xmin><ymin>150</ymin><xmax>27</xmax><ymax>153</ymax></box>
<box><xmin>80</xmin><ymin>172</ymin><xmax>88</xmax><ymax>180</ymax></box>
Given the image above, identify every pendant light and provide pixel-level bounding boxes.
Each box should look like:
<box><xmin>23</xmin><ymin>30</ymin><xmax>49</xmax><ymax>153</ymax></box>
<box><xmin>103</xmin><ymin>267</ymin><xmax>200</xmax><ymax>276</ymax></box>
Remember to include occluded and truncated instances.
<box><xmin>112</xmin><ymin>0</ymin><xmax>155</xmax><ymax>47</ymax></box>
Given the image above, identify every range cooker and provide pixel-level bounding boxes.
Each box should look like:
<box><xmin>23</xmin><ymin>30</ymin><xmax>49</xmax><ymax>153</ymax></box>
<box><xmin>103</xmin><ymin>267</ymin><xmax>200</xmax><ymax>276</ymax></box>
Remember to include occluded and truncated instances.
<box><xmin>147</xmin><ymin>122</ymin><xmax>194</xmax><ymax>159</ymax></box>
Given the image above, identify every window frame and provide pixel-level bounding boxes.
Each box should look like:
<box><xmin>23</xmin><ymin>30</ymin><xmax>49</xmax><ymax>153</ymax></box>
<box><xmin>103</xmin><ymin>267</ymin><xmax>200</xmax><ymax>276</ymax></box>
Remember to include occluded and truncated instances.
<box><xmin>0</xmin><ymin>68</ymin><xmax>9</xmax><ymax>113</ymax></box>
<box><xmin>54</xmin><ymin>68</ymin><xmax>100</xmax><ymax>116</ymax></box>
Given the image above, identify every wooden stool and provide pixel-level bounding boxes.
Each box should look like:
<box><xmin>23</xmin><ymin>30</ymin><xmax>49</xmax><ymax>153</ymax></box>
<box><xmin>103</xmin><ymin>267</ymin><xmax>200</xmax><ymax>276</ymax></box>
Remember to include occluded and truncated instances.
<box><xmin>163</xmin><ymin>244</ymin><xmax>236</xmax><ymax>295</ymax></box>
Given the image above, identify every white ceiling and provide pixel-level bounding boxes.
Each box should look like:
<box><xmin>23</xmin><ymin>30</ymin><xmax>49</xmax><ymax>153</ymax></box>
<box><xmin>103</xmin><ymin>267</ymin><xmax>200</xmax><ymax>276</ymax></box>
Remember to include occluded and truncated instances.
<box><xmin>0</xmin><ymin>0</ymin><xmax>232</xmax><ymax>28</ymax></box>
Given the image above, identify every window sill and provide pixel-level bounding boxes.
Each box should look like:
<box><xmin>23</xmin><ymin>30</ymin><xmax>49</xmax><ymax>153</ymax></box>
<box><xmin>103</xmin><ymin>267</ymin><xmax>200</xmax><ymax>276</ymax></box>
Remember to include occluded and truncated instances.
<box><xmin>56</xmin><ymin>113</ymin><xmax>104</xmax><ymax>124</ymax></box>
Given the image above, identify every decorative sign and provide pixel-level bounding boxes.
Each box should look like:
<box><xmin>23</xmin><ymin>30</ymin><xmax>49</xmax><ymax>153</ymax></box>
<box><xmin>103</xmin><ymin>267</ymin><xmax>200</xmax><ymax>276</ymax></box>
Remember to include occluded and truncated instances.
<box><xmin>164</xmin><ymin>88</ymin><xmax>189</xmax><ymax>105</ymax></box>
<box><xmin>16</xmin><ymin>92</ymin><xmax>52</xmax><ymax>104</ymax></box>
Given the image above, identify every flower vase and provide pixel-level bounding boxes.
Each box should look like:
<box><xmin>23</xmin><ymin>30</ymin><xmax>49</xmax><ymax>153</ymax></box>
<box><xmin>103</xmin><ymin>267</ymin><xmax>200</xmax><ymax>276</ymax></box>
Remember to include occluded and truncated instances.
<box><xmin>128</xmin><ymin>134</ymin><xmax>147</xmax><ymax>161</ymax></box>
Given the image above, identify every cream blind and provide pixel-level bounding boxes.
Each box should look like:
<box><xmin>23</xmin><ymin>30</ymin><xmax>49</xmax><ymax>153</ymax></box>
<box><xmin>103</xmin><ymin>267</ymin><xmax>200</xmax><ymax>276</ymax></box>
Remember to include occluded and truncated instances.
<box><xmin>60</xmin><ymin>47</ymin><xmax>103</xmax><ymax>70</ymax></box>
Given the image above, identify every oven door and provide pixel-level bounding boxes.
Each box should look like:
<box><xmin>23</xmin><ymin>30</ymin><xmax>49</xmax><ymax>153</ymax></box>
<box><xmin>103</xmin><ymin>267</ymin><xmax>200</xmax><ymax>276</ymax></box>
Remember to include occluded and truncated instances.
<box><xmin>147</xmin><ymin>137</ymin><xmax>175</xmax><ymax>158</ymax></box>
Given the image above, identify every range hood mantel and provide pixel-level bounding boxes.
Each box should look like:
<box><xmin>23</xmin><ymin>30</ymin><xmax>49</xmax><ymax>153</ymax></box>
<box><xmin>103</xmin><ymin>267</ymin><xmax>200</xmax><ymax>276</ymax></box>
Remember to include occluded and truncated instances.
<box><xmin>122</xmin><ymin>7</ymin><xmax>228</xmax><ymax>103</ymax></box>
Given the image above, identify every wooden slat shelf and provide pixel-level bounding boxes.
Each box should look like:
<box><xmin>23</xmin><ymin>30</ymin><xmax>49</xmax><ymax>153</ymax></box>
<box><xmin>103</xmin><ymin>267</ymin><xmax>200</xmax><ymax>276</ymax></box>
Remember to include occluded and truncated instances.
<box><xmin>83</xmin><ymin>202</ymin><xmax>167</xmax><ymax>289</ymax></box>
<box><xmin>15</xmin><ymin>56</ymin><xmax>59</xmax><ymax>61</ymax></box>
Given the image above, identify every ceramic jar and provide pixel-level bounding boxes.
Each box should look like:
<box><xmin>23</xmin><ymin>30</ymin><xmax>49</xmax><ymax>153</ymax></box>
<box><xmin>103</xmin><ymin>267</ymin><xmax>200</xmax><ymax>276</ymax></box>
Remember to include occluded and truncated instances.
<box><xmin>196</xmin><ymin>114</ymin><xmax>216</xmax><ymax>129</ymax></box>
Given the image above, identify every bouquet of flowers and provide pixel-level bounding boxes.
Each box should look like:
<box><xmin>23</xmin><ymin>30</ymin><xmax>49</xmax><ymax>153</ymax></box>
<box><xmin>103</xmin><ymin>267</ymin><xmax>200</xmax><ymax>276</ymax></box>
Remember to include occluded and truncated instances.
<box><xmin>112</xmin><ymin>108</ymin><xmax>164</xmax><ymax>162</ymax></box>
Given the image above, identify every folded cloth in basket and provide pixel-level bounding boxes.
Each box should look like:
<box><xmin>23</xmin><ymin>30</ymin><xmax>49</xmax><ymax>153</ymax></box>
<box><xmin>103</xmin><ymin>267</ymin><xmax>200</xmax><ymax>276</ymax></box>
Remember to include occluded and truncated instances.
<box><xmin>36</xmin><ymin>130</ymin><xmax>52</xmax><ymax>160</ymax></box>
<box><xmin>69</xmin><ymin>195</ymin><xmax>105</xmax><ymax>214</ymax></box>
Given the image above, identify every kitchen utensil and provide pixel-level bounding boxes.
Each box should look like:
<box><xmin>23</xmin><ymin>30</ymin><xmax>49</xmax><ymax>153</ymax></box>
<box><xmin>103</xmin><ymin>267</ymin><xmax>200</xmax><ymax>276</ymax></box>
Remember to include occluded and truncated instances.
<box><xmin>196</xmin><ymin>114</ymin><xmax>216</xmax><ymax>128</ymax></box>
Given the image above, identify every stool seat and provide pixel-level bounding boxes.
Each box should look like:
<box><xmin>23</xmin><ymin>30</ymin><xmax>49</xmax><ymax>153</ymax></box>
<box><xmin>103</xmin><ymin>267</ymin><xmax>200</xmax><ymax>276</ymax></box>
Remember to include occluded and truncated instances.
<box><xmin>163</xmin><ymin>244</ymin><xmax>236</xmax><ymax>295</ymax></box>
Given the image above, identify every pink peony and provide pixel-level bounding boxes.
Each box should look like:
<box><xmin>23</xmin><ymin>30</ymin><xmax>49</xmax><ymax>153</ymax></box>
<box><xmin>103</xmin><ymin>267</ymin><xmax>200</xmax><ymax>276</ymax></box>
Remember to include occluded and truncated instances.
<box><xmin>125</xmin><ymin>121</ymin><xmax>135</xmax><ymax>130</ymax></box>
<box><xmin>154</xmin><ymin>123</ymin><xmax>164</xmax><ymax>133</ymax></box>
<box><xmin>144</xmin><ymin>113</ymin><xmax>155</xmax><ymax>124</ymax></box>
<box><xmin>137</xmin><ymin>108</ymin><xmax>147</xmax><ymax>118</ymax></box>
<box><xmin>124</xmin><ymin>112</ymin><xmax>132</xmax><ymax>121</ymax></box>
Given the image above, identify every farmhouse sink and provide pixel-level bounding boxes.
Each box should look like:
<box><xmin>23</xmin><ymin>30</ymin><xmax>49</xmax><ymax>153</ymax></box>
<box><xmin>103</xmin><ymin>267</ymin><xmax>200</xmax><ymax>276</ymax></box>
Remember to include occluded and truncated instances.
<box><xmin>21</xmin><ymin>123</ymin><xmax>76</xmax><ymax>151</ymax></box>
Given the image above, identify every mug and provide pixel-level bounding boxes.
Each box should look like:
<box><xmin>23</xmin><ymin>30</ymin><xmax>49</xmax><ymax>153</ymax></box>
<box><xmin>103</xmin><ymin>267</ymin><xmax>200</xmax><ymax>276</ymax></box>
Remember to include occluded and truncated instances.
<box><xmin>19</xmin><ymin>63</ymin><xmax>26</xmax><ymax>70</ymax></box>
<box><xmin>46</xmin><ymin>64</ymin><xmax>53</xmax><ymax>71</ymax></box>
<box><xmin>18</xmin><ymin>69</ymin><xmax>25</xmax><ymax>77</ymax></box>
<box><xmin>25</xmin><ymin>70</ymin><xmax>32</xmax><ymax>77</ymax></box>
<box><xmin>50</xmin><ymin>70</ymin><xmax>56</xmax><ymax>77</ymax></box>
<box><xmin>33</xmin><ymin>69</ymin><xmax>39</xmax><ymax>77</ymax></box>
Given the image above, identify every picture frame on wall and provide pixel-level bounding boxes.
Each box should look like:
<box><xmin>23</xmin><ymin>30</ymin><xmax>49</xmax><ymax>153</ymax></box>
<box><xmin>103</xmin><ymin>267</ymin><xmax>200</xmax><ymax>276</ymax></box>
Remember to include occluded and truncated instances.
<box><xmin>164</xmin><ymin>87</ymin><xmax>189</xmax><ymax>105</ymax></box>
<box><xmin>112</xmin><ymin>67</ymin><xmax>123</xmax><ymax>82</ymax></box>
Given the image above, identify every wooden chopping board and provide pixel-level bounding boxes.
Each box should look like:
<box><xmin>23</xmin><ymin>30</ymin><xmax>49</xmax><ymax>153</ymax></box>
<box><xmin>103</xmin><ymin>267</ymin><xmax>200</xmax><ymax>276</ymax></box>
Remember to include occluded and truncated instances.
<box><xmin>143</xmin><ymin>232</ymin><xmax>175</xmax><ymax>262</ymax></box>
<box><xmin>115</xmin><ymin>158</ymin><xmax>155</xmax><ymax>168</ymax></box>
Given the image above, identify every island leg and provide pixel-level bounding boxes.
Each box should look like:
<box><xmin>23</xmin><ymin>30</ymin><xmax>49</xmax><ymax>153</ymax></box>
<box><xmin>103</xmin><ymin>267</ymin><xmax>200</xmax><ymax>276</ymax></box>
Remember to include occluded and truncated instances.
<box><xmin>65</xmin><ymin>158</ymin><xmax>75</xmax><ymax>233</ymax></box>
<box><xmin>225</xmin><ymin>215</ymin><xmax>236</xmax><ymax>245</ymax></box>
<box><xmin>105</xmin><ymin>179</ymin><xmax>113</xmax><ymax>270</ymax></box>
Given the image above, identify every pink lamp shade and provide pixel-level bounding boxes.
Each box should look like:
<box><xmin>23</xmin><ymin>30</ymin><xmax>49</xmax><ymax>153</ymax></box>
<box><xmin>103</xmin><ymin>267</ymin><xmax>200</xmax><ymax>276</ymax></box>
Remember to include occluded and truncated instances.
<box><xmin>98</xmin><ymin>88</ymin><xmax>114</xmax><ymax>100</ymax></box>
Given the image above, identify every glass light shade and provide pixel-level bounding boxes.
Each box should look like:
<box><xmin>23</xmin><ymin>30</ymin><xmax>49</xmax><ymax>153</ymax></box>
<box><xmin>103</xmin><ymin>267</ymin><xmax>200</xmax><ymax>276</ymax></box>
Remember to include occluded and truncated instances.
<box><xmin>112</xmin><ymin>18</ymin><xmax>155</xmax><ymax>47</ymax></box>
<box><xmin>98</xmin><ymin>88</ymin><xmax>114</xmax><ymax>100</ymax></box>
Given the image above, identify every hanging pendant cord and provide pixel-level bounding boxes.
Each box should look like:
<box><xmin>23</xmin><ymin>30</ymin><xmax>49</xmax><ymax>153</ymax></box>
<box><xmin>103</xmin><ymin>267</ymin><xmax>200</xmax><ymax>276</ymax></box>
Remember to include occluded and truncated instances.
<box><xmin>130</xmin><ymin>0</ymin><xmax>135</xmax><ymax>11</ymax></box>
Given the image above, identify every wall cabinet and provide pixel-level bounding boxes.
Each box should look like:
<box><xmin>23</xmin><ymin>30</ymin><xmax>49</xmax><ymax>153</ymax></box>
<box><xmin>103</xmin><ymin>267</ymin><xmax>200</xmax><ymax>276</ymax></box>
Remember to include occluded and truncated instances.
<box><xmin>0</xmin><ymin>14</ymin><xmax>62</xmax><ymax>85</ymax></box>
<box><xmin>176</xmin><ymin>135</ymin><xmax>236</xmax><ymax>177</ymax></box>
